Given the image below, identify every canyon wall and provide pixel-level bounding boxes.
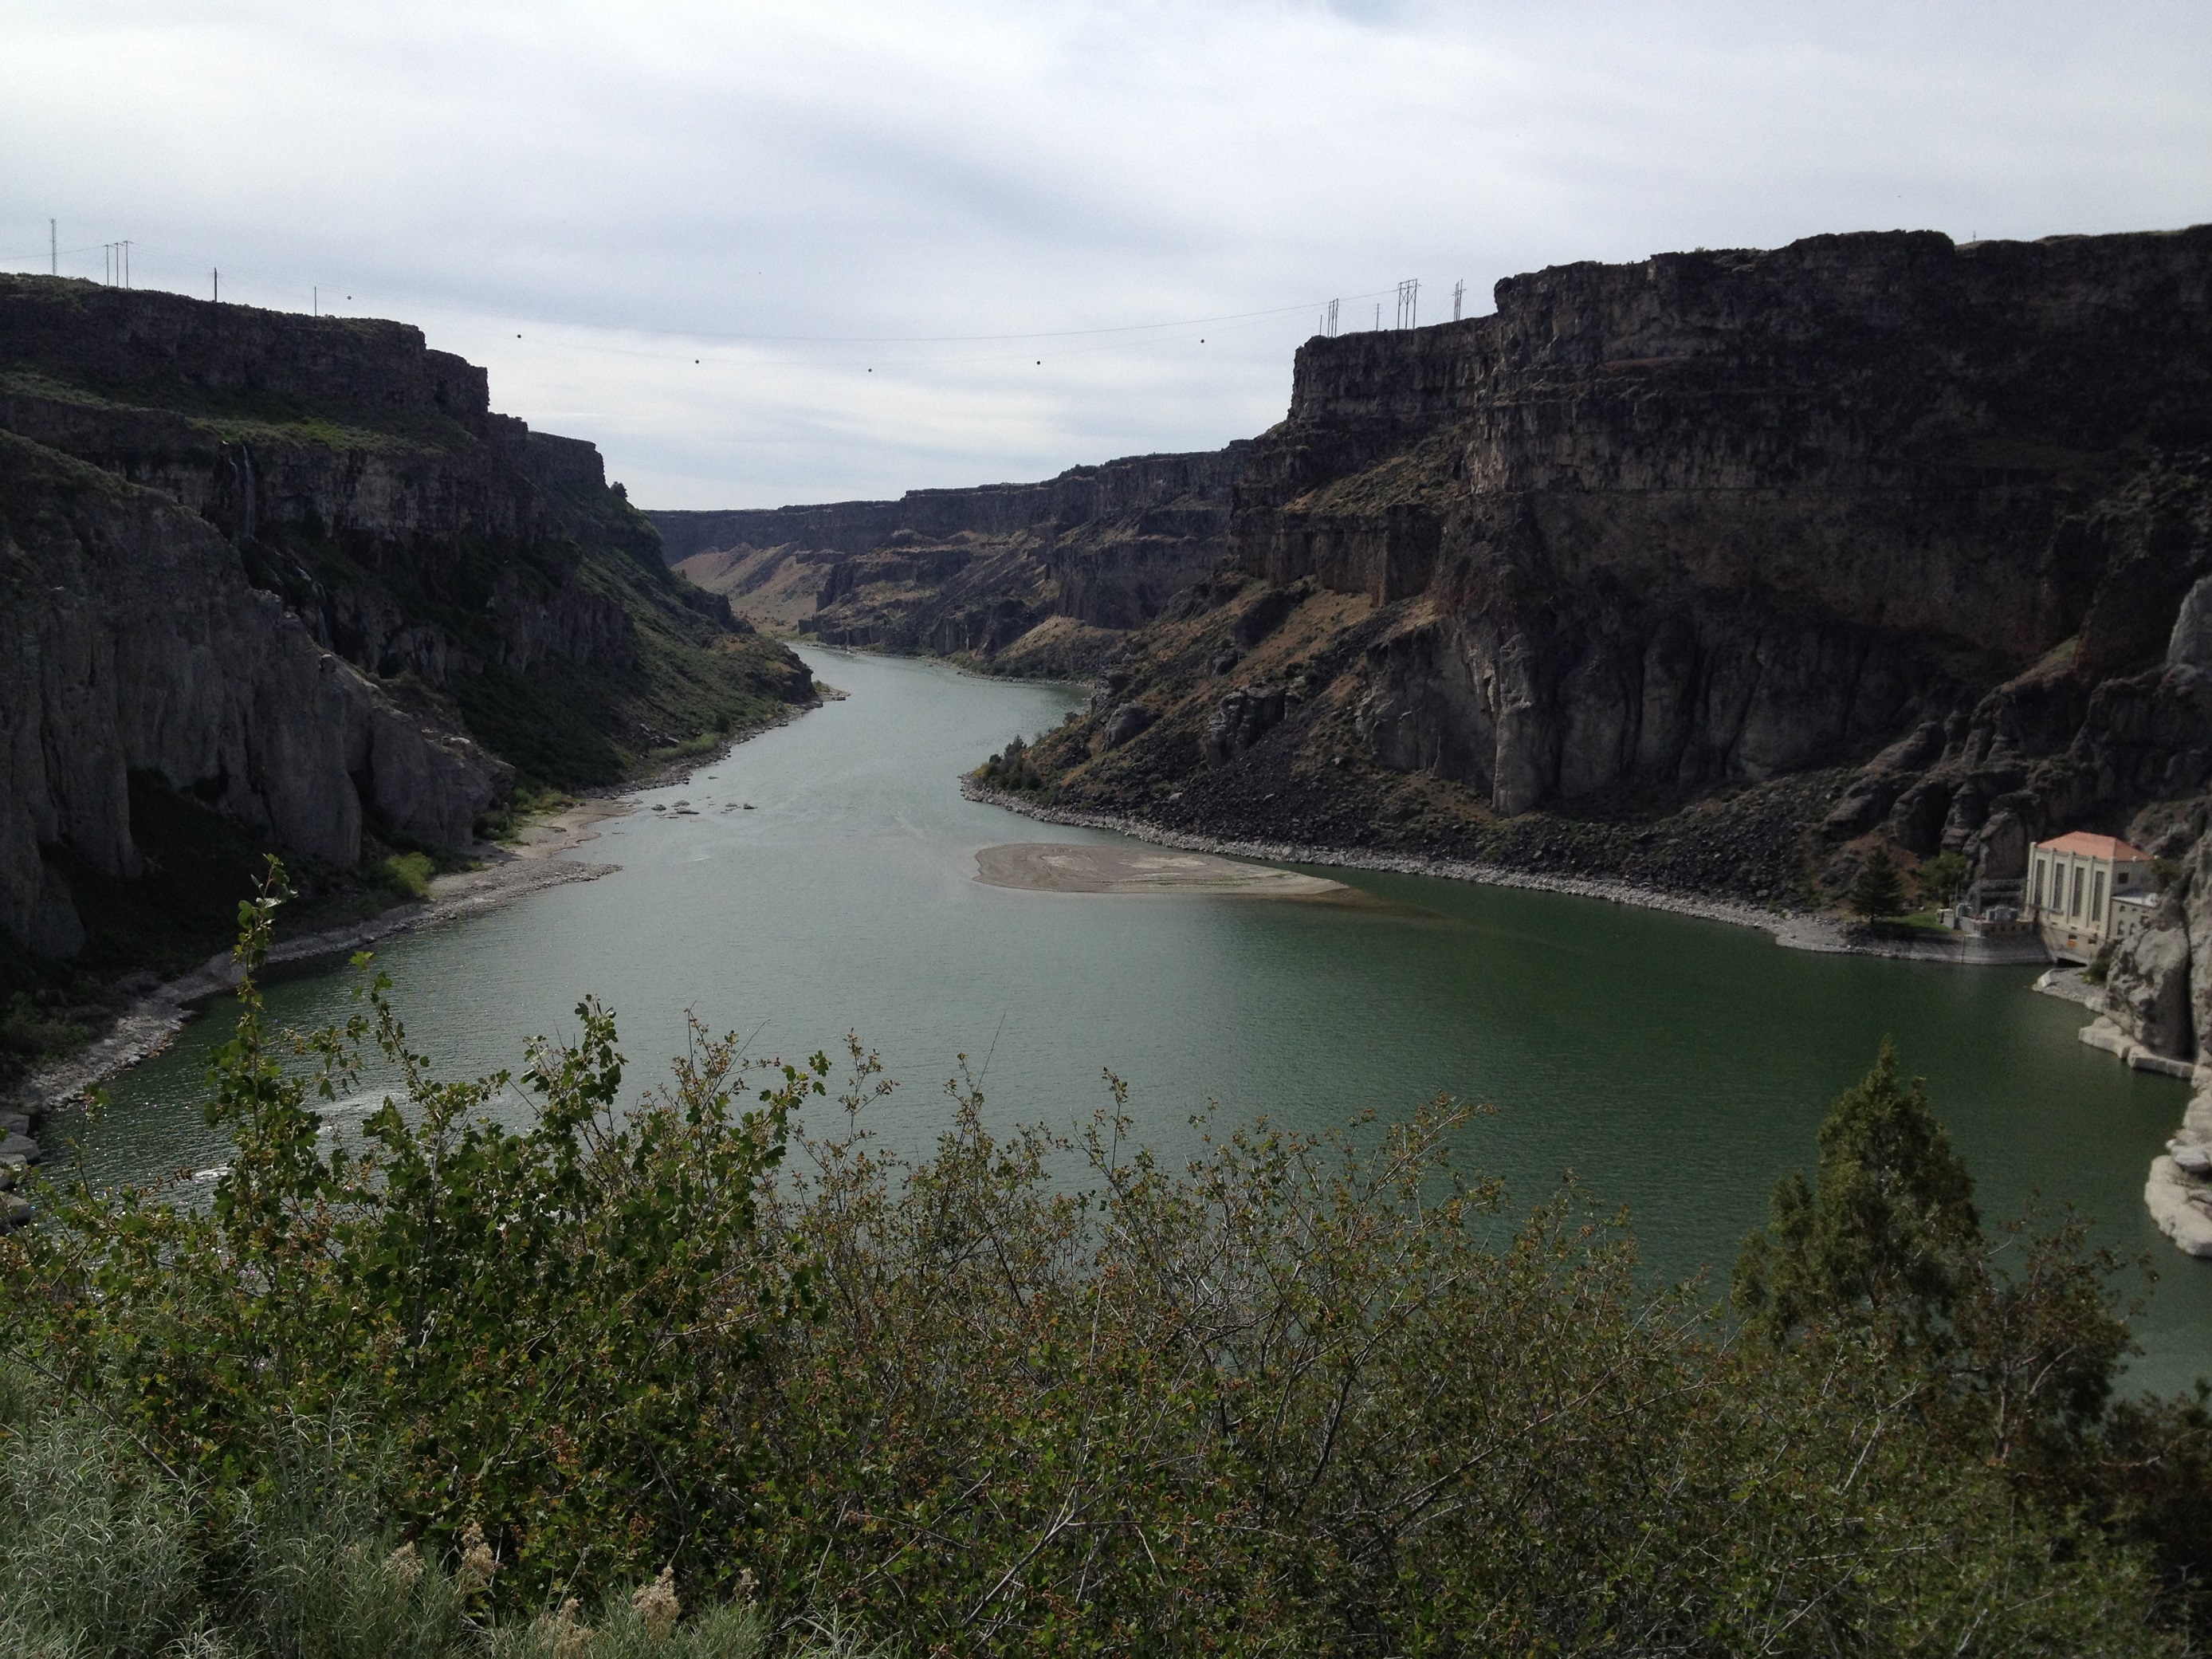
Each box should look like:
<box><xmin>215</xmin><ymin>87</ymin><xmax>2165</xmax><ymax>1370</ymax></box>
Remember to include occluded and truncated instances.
<box><xmin>651</xmin><ymin>444</ymin><xmax>1251</xmax><ymax>660</ymax></box>
<box><xmin>0</xmin><ymin>275</ymin><xmax>811</xmax><ymax>961</ymax></box>
<box><xmin>1235</xmin><ymin>230</ymin><xmax>2209</xmax><ymax>816</ymax></box>
<box><xmin>0</xmin><ymin>431</ymin><xmax>505</xmax><ymax>955</ymax></box>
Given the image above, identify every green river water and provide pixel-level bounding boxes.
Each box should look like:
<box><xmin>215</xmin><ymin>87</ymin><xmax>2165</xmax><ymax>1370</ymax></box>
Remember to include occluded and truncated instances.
<box><xmin>65</xmin><ymin>647</ymin><xmax>2212</xmax><ymax>1394</ymax></box>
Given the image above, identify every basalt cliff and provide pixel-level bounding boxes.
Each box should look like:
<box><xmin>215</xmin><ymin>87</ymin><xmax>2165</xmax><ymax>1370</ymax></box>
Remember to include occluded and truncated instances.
<box><xmin>1</xmin><ymin>276</ymin><xmax>811</xmax><ymax>997</ymax></box>
<box><xmin>1008</xmin><ymin>228</ymin><xmax>2212</xmax><ymax>1059</ymax></box>
<box><xmin>651</xmin><ymin>444</ymin><xmax>1251</xmax><ymax>677</ymax></box>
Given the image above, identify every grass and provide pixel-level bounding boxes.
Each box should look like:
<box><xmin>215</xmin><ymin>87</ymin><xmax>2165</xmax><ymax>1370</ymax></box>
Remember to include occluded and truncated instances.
<box><xmin>1874</xmin><ymin>909</ymin><xmax>1957</xmax><ymax>936</ymax></box>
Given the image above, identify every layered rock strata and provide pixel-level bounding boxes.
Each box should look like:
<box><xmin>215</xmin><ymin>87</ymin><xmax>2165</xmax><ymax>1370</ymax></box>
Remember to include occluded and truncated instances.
<box><xmin>651</xmin><ymin>445</ymin><xmax>1251</xmax><ymax>669</ymax></box>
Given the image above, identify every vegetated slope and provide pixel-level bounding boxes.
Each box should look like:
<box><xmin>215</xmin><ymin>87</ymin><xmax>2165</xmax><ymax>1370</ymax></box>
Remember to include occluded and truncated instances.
<box><xmin>0</xmin><ymin>275</ymin><xmax>813</xmax><ymax>1005</ymax></box>
<box><xmin>992</xmin><ymin>230</ymin><xmax>2212</xmax><ymax>1045</ymax></box>
<box><xmin>650</xmin><ymin>444</ymin><xmax>1251</xmax><ymax>678</ymax></box>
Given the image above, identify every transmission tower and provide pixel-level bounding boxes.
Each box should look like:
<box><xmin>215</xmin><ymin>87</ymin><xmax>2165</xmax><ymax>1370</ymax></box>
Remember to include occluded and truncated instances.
<box><xmin>1452</xmin><ymin>279</ymin><xmax>1465</xmax><ymax>321</ymax></box>
<box><xmin>1327</xmin><ymin>297</ymin><xmax>1338</xmax><ymax>337</ymax></box>
<box><xmin>1396</xmin><ymin>278</ymin><xmax>1419</xmax><ymax>329</ymax></box>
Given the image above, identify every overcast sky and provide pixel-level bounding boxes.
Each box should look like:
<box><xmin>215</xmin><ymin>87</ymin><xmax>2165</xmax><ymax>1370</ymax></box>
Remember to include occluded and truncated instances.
<box><xmin>6</xmin><ymin>2</ymin><xmax>2209</xmax><ymax>509</ymax></box>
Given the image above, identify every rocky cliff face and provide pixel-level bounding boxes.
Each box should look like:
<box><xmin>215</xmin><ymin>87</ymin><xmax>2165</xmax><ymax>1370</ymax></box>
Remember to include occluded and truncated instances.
<box><xmin>1240</xmin><ymin>230</ymin><xmax>2207</xmax><ymax>814</ymax></box>
<box><xmin>0</xmin><ymin>275</ymin><xmax>812</xmax><ymax>965</ymax></box>
<box><xmin>1004</xmin><ymin>229</ymin><xmax>2212</xmax><ymax>954</ymax></box>
<box><xmin>651</xmin><ymin>445</ymin><xmax>1251</xmax><ymax>671</ymax></box>
<box><xmin>0</xmin><ymin>431</ymin><xmax>504</xmax><ymax>956</ymax></box>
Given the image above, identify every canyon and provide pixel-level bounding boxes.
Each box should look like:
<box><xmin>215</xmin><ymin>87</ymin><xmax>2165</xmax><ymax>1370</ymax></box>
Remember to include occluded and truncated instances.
<box><xmin>663</xmin><ymin>229</ymin><xmax>2212</xmax><ymax>1084</ymax></box>
<box><xmin>652</xmin><ymin>444</ymin><xmax>1251</xmax><ymax>677</ymax></box>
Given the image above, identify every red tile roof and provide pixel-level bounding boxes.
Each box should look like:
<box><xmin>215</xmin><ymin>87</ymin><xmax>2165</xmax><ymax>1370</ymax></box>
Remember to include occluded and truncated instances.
<box><xmin>2037</xmin><ymin>831</ymin><xmax>2153</xmax><ymax>861</ymax></box>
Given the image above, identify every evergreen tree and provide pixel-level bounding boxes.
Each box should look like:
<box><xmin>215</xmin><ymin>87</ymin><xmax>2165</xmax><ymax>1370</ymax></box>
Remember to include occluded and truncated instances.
<box><xmin>1849</xmin><ymin>844</ymin><xmax>1906</xmax><ymax>918</ymax></box>
<box><xmin>1734</xmin><ymin>1039</ymin><xmax>1981</xmax><ymax>1345</ymax></box>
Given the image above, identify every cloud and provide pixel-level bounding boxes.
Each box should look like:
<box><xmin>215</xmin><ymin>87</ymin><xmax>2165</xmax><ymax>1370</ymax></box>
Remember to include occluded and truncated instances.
<box><xmin>4</xmin><ymin>0</ymin><xmax>2207</xmax><ymax>505</ymax></box>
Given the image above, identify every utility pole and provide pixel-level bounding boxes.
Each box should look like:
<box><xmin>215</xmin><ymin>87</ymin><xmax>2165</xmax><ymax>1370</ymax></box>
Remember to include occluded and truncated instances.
<box><xmin>1395</xmin><ymin>278</ymin><xmax>1419</xmax><ymax>329</ymax></box>
<box><xmin>212</xmin><ymin>269</ymin><xmax>219</xmax><ymax>304</ymax></box>
<box><xmin>313</xmin><ymin>286</ymin><xmax>318</xmax><ymax>316</ymax></box>
<box><xmin>1327</xmin><ymin>297</ymin><xmax>1338</xmax><ymax>337</ymax></box>
<box><xmin>49</xmin><ymin>220</ymin><xmax>56</xmax><ymax>276</ymax></box>
<box><xmin>1452</xmin><ymin>279</ymin><xmax>1465</xmax><ymax>321</ymax></box>
<box><xmin>121</xmin><ymin>241</ymin><xmax>131</xmax><ymax>287</ymax></box>
<box><xmin>1373</xmin><ymin>302</ymin><xmax>1381</xmax><ymax>331</ymax></box>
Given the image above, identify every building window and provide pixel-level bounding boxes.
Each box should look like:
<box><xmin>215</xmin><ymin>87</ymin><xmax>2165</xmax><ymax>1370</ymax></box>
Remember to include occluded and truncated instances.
<box><xmin>2092</xmin><ymin>870</ymin><xmax>2106</xmax><ymax>922</ymax></box>
<box><xmin>2071</xmin><ymin>865</ymin><xmax>2084</xmax><ymax>917</ymax></box>
<box><xmin>2033</xmin><ymin>859</ymin><xmax>2046</xmax><ymax>910</ymax></box>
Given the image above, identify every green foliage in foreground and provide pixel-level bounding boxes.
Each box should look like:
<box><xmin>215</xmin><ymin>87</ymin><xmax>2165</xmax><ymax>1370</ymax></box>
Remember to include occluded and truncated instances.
<box><xmin>6</xmin><ymin>865</ymin><xmax>2212</xmax><ymax>1655</ymax></box>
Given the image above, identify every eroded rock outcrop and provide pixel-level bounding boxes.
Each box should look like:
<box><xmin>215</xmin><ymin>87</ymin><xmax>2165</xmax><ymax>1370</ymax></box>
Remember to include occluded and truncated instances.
<box><xmin>0</xmin><ymin>432</ymin><xmax>506</xmax><ymax>953</ymax></box>
<box><xmin>1228</xmin><ymin>230</ymin><xmax>2210</xmax><ymax>819</ymax></box>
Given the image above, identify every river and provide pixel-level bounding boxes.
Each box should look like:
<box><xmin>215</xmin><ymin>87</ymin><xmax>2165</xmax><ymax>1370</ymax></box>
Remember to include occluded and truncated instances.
<box><xmin>65</xmin><ymin>647</ymin><xmax>2212</xmax><ymax>1393</ymax></box>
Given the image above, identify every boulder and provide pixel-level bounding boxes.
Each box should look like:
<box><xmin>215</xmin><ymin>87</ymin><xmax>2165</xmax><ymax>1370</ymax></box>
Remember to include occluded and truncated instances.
<box><xmin>2168</xmin><ymin>576</ymin><xmax>2212</xmax><ymax>670</ymax></box>
<box><xmin>1203</xmin><ymin>687</ymin><xmax>1288</xmax><ymax>768</ymax></box>
<box><xmin>1087</xmin><ymin>671</ymin><xmax>1133</xmax><ymax>721</ymax></box>
<box><xmin>2190</xmin><ymin>833</ymin><xmax>2212</xmax><ymax>1058</ymax></box>
<box><xmin>0</xmin><ymin>1134</ymin><xmax>41</xmax><ymax>1165</ymax></box>
<box><xmin>1098</xmin><ymin>702</ymin><xmax>1156</xmax><ymax>749</ymax></box>
<box><xmin>2105</xmin><ymin>923</ymin><xmax>2195</xmax><ymax>1058</ymax></box>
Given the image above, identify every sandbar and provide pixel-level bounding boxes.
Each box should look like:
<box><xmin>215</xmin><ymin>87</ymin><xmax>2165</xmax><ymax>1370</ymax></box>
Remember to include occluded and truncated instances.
<box><xmin>975</xmin><ymin>842</ymin><xmax>1349</xmax><ymax>898</ymax></box>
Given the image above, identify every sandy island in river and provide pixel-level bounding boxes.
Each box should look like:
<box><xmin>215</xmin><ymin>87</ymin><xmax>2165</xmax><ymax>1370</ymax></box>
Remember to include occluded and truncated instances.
<box><xmin>975</xmin><ymin>842</ymin><xmax>1350</xmax><ymax>898</ymax></box>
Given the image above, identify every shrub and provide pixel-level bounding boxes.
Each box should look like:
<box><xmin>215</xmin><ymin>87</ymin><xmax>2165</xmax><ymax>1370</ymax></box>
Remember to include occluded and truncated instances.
<box><xmin>379</xmin><ymin>851</ymin><xmax>438</xmax><ymax>900</ymax></box>
<box><xmin>976</xmin><ymin>733</ymin><xmax>1045</xmax><ymax>792</ymax></box>
<box><xmin>1915</xmin><ymin>848</ymin><xmax>1970</xmax><ymax>907</ymax></box>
